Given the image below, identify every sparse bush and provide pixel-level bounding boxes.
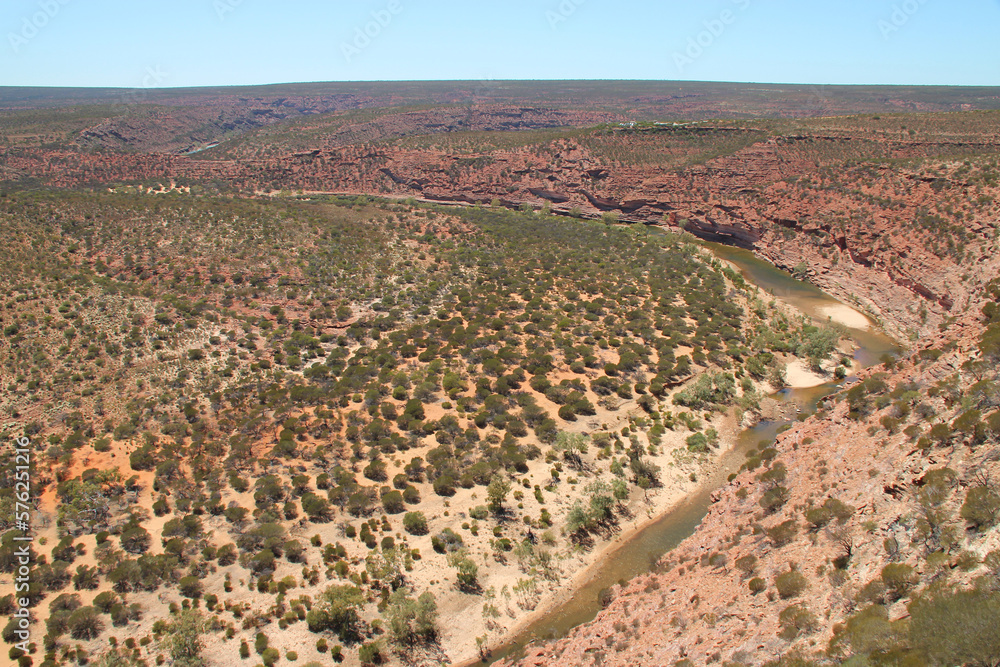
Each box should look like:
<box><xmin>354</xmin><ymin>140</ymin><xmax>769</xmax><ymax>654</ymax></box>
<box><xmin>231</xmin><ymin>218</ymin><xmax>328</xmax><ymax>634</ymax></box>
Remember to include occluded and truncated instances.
<box><xmin>778</xmin><ymin>603</ymin><xmax>817</xmax><ymax>640</ymax></box>
<box><xmin>774</xmin><ymin>569</ymin><xmax>808</xmax><ymax>599</ymax></box>
<box><xmin>881</xmin><ymin>563</ymin><xmax>916</xmax><ymax>601</ymax></box>
<box><xmin>767</xmin><ymin>520</ymin><xmax>798</xmax><ymax>547</ymax></box>
<box><xmin>961</xmin><ymin>486</ymin><xmax>1000</xmax><ymax>530</ymax></box>
<box><xmin>403</xmin><ymin>512</ymin><xmax>428</xmax><ymax>536</ymax></box>
<box><xmin>735</xmin><ymin>554</ymin><xmax>758</xmax><ymax>578</ymax></box>
<box><xmin>67</xmin><ymin>606</ymin><xmax>104</xmax><ymax>640</ymax></box>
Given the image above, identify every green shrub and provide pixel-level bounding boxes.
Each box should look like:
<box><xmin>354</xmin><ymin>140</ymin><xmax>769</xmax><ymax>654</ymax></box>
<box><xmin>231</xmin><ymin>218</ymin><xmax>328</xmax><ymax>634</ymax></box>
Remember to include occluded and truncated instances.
<box><xmin>431</xmin><ymin>528</ymin><xmax>462</xmax><ymax>554</ymax></box>
<box><xmin>774</xmin><ymin>569</ymin><xmax>808</xmax><ymax>599</ymax></box>
<box><xmin>804</xmin><ymin>506</ymin><xmax>833</xmax><ymax>529</ymax></box>
<box><xmin>961</xmin><ymin>486</ymin><xmax>1000</xmax><ymax>530</ymax></box>
<box><xmin>93</xmin><ymin>591</ymin><xmax>119</xmax><ymax>613</ymax></box>
<box><xmin>685</xmin><ymin>432</ymin><xmax>709</xmax><ymax>453</ymax></box>
<box><xmin>829</xmin><ymin>604</ymin><xmax>904</xmax><ymax>660</ymax></box>
<box><xmin>778</xmin><ymin>603</ymin><xmax>817</xmax><ymax>640</ymax></box>
<box><xmin>178</xmin><ymin>576</ymin><xmax>202</xmax><ymax>598</ymax></box>
<box><xmin>881</xmin><ymin>563</ymin><xmax>916</xmax><ymax>601</ymax></box>
<box><xmin>381</xmin><ymin>490</ymin><xmax>405</xmax><ymax>514</ymax></box>
<box><xmin>766</xmin><ymin>520</ymin><xmax>798</xmax><ymax>547</ymax></box>
<box><xmin>359</xmin><ymin>641</ymin><xmax>383</xmax><ymax>665</ymax></box>
<box><xmin>759</xmin><ymin>486</ymin><xmax>790</xmax><ymax>514</ymax></box>
<box><xmin>403</xmin><ymin>512</ymin><xmax>428</xmax><ymax>536</ymax></box>
<box><xmin>432</xmin><ymin>475</ymin><xmax>456</xmax><ymax>497</ymax></box>
<box><xmin>67</xmin><ymin>606</ymin><xmax>103</xmax><ymax>640</ymax></box>
<box><xmin>909</xmin><ymin>587</ymin><xmax>1000</xmax><ymax>666</ymax></box>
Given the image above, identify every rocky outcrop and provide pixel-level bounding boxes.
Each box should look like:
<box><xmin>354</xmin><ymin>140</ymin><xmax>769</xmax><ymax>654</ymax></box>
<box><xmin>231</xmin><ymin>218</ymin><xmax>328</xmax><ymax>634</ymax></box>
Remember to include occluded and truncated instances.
<box><xmin>529</xmin><ymin>188</ymin><xmax>571</xmax><ymax>203</ymax></box>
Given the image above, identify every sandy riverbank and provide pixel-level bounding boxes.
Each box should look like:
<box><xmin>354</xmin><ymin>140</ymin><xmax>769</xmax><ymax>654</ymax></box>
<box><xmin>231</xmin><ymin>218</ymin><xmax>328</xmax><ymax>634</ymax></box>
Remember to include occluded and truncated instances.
<box><xmin>450</xmin><ymin>413</ymin><xmax>744</xmax><ymax>666</ymax></box>
<box><xmin>817</xmin><ymin>303</ymin><xmax>871</xmax><ymax>330</ymax></box>
<box><xmin>784</xmin><ymin>359</ymin><xmax>829</xmax><ymax>389</ymax></box>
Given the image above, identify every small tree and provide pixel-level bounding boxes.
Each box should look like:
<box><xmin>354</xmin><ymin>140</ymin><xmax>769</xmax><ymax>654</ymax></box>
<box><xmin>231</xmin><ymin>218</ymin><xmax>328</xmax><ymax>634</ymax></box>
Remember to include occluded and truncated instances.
<box><xmin>565</xmin><ymin>502</ymin><xmax>589</xmax><ymax>535</ymax></box>
<box><xmin>486</xmin><ymin>474</ymin><xmax>511</xmax><ymax>516</ymax></box>
<box><xmin>384</xmin><ymin>588</ymin><xmax>439</xmax><ymax>647</ymax></box>
<box><xmin>553</xmin><ymin>432</ymin><xmax>589</xmax><ymax>470</ymax></box>
<box><xmin>365</xmin><ymin>547</ymin><xmax>406</xmax><ymax>592</ymax></box>
<box><xmin>447</xmin><ymin>551</ymin><xmax>479</xmax><ymax>593</ymax></box>
<box><xmin>307</xmin><ymin>585</ymin><xmax>364</xmax><ymax>643</ymax></box>
<box><xmin>161</xmin><ymin>609</ymin><xmax>205</xmax><ymax>667</ymax></box>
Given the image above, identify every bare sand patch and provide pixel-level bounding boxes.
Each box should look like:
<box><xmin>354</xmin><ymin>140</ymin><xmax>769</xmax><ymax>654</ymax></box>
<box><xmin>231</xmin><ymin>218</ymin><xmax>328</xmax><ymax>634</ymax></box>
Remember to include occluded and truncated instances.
<box><xmin>784</xmin><ymin>359</ymin><xmax>829</xmax><ymax>389</ymax></box>
<box><xmin>818</xmin><ymin>303</ymin><xmax>871</xmax><ymax>330</ymax></box>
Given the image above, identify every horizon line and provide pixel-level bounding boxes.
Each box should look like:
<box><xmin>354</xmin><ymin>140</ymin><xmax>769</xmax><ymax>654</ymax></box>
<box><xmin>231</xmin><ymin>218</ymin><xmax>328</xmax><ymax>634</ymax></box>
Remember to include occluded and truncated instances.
<box><xmin>4</xmin><ymin>78</ymin><xmax>1000</xmax><ymax>92</ymax></box>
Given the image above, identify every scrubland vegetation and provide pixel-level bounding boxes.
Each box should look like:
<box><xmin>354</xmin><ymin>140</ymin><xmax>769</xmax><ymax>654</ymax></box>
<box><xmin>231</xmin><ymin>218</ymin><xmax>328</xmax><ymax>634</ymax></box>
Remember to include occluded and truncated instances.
<box><xmin>0</xmin><ymin>189</ymin><xmax>842</xmax><ymax>666</ymax></box>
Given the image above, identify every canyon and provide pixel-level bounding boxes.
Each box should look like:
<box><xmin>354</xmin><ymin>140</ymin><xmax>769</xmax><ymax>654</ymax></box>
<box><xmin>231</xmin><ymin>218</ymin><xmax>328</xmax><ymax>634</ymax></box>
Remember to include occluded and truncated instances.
<box><xmin>2</xmin><ymin>82</ymin><xmax>999</xmax><ymax>666</ymax></box>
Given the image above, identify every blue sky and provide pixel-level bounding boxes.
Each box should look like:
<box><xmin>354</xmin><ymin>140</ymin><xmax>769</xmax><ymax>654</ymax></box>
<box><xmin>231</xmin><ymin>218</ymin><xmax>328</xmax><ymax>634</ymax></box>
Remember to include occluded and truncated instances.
<box><xmin>1</xmin><ymin>0</ymin><xmax>998</xmax><ymax>88</ymax></box>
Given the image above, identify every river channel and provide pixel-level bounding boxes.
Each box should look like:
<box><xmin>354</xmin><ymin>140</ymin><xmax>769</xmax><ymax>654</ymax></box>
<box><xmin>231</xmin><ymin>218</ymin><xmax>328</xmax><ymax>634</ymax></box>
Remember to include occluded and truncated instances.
<box><xmin>477</xmin><ymin>239</ymin><xmax>901</xmax><ymax>666</ymax></box>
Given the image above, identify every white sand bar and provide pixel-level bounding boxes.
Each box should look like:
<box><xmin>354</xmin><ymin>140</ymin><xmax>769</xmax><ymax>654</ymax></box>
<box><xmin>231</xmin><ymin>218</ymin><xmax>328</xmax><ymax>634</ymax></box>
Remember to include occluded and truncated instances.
<box><xmin>785</xmin><ymin>359</ymin><xmax>829</xmax><ymax>388</ymax></box>
<box><xmin>818</xmin><ymin>303</ymin><xmax>871</xmax><ymax>330</ymax></box>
